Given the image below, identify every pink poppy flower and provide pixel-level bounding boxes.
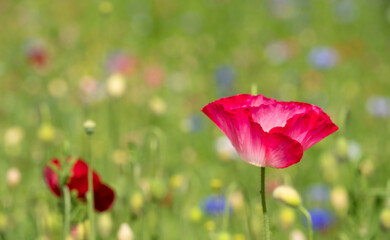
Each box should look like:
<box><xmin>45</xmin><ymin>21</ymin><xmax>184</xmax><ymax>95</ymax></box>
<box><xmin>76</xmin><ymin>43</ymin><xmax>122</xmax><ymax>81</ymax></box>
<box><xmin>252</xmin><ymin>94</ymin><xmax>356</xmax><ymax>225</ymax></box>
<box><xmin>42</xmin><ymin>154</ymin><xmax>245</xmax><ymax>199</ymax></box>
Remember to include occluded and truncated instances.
<box><xmin>202</xmin><ymin>94</ymin><xmax>338</xmax><ymax>168</ymax></box>
<box><xmin>44</xmin><ymin>158</ymin><xmax>115</xmax><ymax>212</ymax></box>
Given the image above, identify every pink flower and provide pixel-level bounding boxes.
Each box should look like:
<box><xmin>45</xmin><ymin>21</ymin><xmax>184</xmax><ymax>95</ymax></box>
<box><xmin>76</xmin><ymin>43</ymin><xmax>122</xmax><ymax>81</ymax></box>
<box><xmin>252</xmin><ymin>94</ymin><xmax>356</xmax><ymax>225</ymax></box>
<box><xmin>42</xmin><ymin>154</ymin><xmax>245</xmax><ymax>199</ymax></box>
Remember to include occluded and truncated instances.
<box><xmin>202</xmin><ymin>94</ymin><xmax>338</xmax><ymax>168</ymax></box>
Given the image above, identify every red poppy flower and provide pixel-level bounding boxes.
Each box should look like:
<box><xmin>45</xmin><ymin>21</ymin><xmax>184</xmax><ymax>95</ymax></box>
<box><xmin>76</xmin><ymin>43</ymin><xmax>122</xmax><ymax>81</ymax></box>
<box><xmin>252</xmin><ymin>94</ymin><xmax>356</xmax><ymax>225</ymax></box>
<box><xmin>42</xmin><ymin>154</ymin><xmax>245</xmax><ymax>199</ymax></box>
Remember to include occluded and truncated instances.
<box><xmin>44</xmin><ymin>158</ymin><xmax>115</xmax><ymax>212</ymax></box>
<box><xmin>202</xmin><ymin>94</ymin><xmax>338</xmax><ymax>168</ymax></box>
<box><xmin>27</xmin><ymin>46</ymin><xmax>48</xmax><ymax>68</ymax></box>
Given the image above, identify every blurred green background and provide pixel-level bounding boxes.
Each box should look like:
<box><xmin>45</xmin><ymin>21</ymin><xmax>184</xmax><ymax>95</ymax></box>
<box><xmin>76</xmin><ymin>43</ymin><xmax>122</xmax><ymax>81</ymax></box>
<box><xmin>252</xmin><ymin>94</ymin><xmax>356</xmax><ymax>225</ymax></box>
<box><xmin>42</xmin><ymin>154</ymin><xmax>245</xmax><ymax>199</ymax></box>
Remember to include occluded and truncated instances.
<box><xmin>1</xmin><ymin>0</ymin><xmax>390</xmax><ymax>239</ymax></box>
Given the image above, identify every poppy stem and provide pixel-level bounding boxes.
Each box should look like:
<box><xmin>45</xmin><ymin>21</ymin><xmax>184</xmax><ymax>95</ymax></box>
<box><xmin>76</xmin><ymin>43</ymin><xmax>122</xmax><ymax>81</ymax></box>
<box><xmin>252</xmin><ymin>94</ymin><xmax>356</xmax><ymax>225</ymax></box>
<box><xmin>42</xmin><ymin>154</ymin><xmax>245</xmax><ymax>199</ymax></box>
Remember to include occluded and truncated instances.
<box><xmin>63</xmin><ymin>186</ymin><xmax>71</xmax><ymax>240</ymax></box>
<box><xmin>260</xmin><ymin>167</ymin><xmax>271</xmax><ymax>240</ymax></box>
<box><xmin>87</xmin><ymin>135</ymin><xmax>96</xmax><ymax>240</ymax></box>
<box><xmin>298</xmin><ymin>205</ymin><xmax>313</xmax><ymax>240</ymax></box>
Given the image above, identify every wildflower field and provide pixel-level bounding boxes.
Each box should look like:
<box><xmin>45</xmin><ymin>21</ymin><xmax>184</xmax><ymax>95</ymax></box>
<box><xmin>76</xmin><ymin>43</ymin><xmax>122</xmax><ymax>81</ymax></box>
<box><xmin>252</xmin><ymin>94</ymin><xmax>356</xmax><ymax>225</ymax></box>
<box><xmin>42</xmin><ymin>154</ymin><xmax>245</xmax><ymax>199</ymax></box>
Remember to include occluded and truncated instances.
<box><xmin>1</xmin><ymin>0</ymin><xmax>390</xmax><ymax>239</ymax></box>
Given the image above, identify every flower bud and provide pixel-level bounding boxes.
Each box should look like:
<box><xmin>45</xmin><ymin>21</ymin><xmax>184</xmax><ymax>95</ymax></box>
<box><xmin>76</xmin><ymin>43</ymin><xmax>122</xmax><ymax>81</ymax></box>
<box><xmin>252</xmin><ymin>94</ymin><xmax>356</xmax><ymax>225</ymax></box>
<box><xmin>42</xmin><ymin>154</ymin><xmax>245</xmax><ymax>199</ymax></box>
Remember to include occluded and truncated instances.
<box><xmin>148</xmin><ymin>97</ymin><xmax>166</xmax><ymax>115</ymax></box>
<box><xmin>290</xmin><ymin>229</ymin><xmax>306</xmax><ymax>240</ymax></box>
<box><xmin>229</xmin><ymin>190</ymin><xmax>244</xmax><ymax>211</ymax></box>
<box><xmin>106</xmin><ymin>74</ymin><xmax>126</xmax><ymax>97</ymax></box>
<box><xmin>98</xmin><ymin>213</ymin><xmax>113</xmax><ymax>237</ymax></box>
<box><xmin>380</xmin><ymin>208</ymin><xmax>390</xmax><ymax>231</ymax></box>
<box><xmin>129</xmin><ymin>192</ymin><xmax>144</xmax><ymax>214</ymax></box>
<box><xmin>273</xmin><ymin>185</ymin><xmax>301</xmax><ymax>207</ymax></box>
<box><xmin>330</xmin><ymin>186</ymin><xmax>349</xmax><ymax>217</ymax></box>
<box><xmin>4</xmin><ymin>126</ymin><xmax>24</xmax><ymax>146</ymax></box>
<box><xmin>6</xmin><ymin>167</ymin><xmax>21</xmax><ymax>187</ymax></box>
<box><xmin>83</xmin><ymin>120</ymin><xmax>96</xmax><ymax>135</ymax></box>
<box><xmin>360</xmin><ymin>159</ymin><xmax>374</xmax><ymax>177</ymax></box>
<box><xmin>336</xmin><ymin>137</ymin><xmax>348</xmax><ymax>159</ymax></box>
<box><xmin>117</xmin><ymin>223</ymin><xmax>134</xmax><ymax>240</ymax></box>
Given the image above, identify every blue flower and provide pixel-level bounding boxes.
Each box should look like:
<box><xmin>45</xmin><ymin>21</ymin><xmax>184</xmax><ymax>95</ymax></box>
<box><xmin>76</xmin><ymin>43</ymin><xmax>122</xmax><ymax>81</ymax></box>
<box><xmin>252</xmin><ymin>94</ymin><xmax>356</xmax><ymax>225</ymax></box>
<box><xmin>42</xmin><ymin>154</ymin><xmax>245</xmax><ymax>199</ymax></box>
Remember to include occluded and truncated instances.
<box><xmin>202</xmin><ymin>195</ymin><xmax>232</xmax><ymax>216</ymax></box>
<box><xmin>306</xmin><ymin>208</ymin><xmax>334</xmax><ymax>231</ymax></box>
<box><xmin>308</xmin><ymin>47</ymin><xmax>338</xmax><ymax>70</ymax></box>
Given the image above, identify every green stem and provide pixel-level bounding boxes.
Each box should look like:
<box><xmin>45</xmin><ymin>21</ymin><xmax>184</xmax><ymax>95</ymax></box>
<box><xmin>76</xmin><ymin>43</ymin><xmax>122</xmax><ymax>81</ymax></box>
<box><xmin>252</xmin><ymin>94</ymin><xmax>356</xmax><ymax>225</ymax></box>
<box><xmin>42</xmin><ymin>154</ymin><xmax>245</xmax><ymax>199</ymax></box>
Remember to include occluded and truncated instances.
<box><xmin>260</xmin><ymin>167</ymin><xmax>271</xmax><ymax>240</ymax></box>
<box><xmin>87</xmin><ymin>136</ymin><xmax>95</xmax><ymax>240</ymax></box>
<box><xmin>299</xmin><ymin>205</ymin><xmax>313</xmax><ymax>240</ymax></box>
<box><xmin>63</xmin><ymin>186</ymin><xmax>71</xmax><ymax>240</ymax></box>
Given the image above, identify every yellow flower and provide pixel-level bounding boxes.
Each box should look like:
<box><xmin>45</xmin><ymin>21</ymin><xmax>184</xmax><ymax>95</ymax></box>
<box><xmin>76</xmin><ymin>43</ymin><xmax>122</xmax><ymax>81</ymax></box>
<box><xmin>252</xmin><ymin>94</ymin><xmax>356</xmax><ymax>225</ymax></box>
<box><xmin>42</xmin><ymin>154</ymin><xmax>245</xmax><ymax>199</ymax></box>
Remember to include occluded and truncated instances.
<box><xmin>204</xmin><ymin>220</ymin><xmax>215</xmax><ymax>231</ymax></box>
<box><xmin>189</xmin><ymin>206</ymin><xmax>203</xmax><ymax>222</ymax></box>
<box><xmin>38</xmin><ymin>124</ymin><xmax>55</xmax><ymax>142</ymax></box>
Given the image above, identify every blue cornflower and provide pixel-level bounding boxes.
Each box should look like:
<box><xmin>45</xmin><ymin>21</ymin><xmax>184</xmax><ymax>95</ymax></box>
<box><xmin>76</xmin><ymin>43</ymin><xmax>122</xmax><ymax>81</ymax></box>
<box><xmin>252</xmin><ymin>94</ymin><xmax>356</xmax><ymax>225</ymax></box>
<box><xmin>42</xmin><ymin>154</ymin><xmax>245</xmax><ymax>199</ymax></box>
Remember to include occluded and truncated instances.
<box><xmin>201</xmin><ymin>195</ymin><xmax>232</xmax><ymax>216</ymax></box>
<box><xmin>306</xmin><ymin>208</ymin><xmax>334</xmax><ymax>231</ymax></box>
<box><xmin>308</xmin><ymin>47</ymin><xmax>338</xmax><ymax>70</ymax></box>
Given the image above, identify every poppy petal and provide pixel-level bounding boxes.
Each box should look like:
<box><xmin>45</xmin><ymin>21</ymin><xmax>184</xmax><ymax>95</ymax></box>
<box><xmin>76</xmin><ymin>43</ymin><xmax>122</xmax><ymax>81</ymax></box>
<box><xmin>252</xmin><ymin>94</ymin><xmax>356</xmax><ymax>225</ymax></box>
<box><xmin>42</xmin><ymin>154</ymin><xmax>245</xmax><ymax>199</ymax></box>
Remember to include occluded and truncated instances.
<box><xmin>43</xmin><ymin>159</ymin><xmax>61</xmax><ymax>197</ymax></box>
<box><xmin>93</xmin><ymin>183</ymin><xmax>115</xmax><ymax>212</ymax></box>
<box><xmin>270</xmin><ymin>110</ymin><xmax>339</xmax><ymax>150</ymax></box>
<box><xmin>251</xmin><ymin>102</ymin><xmax>314</xmax><ymax>132</ymax></box>
<box><xmin>68</xmin><ymin>159</ymin><xmax>102</xmax><ymax>198</ymax></box>
<box><xmin>202</xmin><ymin>104</ymin><xmax>303</xmax><ymax>168</ymax></box>
<box><xmin>203</xmin><ymin>94</ymin><xmax>276</xmax><ymax>112</ymax></box>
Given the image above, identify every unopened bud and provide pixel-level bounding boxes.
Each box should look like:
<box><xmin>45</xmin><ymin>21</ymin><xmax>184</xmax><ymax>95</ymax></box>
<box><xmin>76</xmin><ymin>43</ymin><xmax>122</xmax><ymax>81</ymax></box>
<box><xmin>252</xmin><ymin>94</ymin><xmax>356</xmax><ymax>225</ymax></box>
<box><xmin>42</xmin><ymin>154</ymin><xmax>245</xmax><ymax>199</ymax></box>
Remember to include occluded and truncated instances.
<box><xmin>330</xmin><ymin>186</ymin><xmax>349</xmax><ymax>217</ymax></box>
<box><xmin>273</xmin><ymin>185</ymin><xmax>301</xmax><ymax>207</ymax></box>
<box><xmin>117</xmin><ymin>223</ymin><xmax>134</xmax><ymax>240</ymax></box>
<box><xmin>130</xmin><ymin>192</ymin><xmax>144</xmax><ymax>214</ymax></box>
<box><xmin>290</xmin><ymin>229</ymin><xmax>306</xmax><ymax>240</ymax></box>
<box><xmin>83</xmin><ymin>120</ymin><xmax>96</xmax><ymax>135</ymax></box>
<box><xmin>380</xmin><ymin>208</ymin><xmax>390</xmax><ymax>231</ymax></box>
<box><xmin>6</xmin><ymin>167</ymin><xmax>21</xmax><ymax>187</ymax></box>
<box><xmin>98</xmin><ymin>213</ymin><xmax>113</xmax><ymax>237</ymax></box>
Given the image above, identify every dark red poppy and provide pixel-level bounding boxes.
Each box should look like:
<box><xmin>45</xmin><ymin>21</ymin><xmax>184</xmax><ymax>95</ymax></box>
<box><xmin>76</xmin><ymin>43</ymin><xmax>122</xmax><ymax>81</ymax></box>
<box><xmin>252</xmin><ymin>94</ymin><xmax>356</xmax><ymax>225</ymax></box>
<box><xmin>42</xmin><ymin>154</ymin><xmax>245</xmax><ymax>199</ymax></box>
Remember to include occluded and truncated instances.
<box><xmin>44</xmin><ymin>158</ymin><xmax>115</xmax><ymax>212</ymax></box>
